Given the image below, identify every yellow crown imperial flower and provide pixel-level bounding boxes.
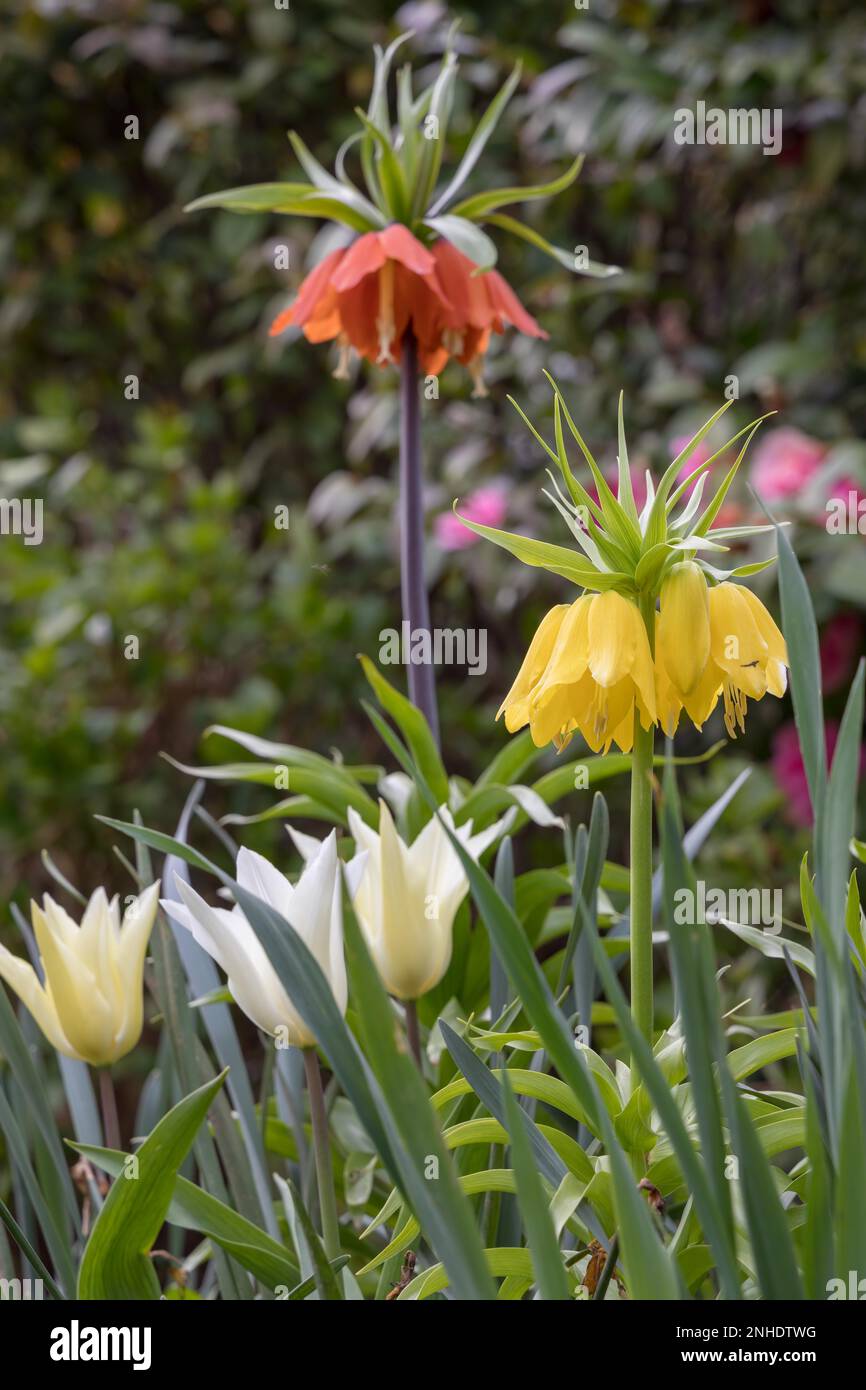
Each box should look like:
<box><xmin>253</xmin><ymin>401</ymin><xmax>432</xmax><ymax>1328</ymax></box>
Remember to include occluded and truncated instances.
<box><xmin>457</xmin><ymin>380</ymin><xmax>789</xmax><ymax>749</ymax></box>
<box><xmin>498</xmin><ymin>591</ymin><xmax>656</xmax><ymax>753</ymax></box>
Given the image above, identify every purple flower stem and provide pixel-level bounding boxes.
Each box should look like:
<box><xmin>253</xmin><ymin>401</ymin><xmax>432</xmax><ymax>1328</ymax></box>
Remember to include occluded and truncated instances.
<box><xmin>399</xmin><ymin>330</ymin><xmax>440</xmax><ymax>747</ymax></box>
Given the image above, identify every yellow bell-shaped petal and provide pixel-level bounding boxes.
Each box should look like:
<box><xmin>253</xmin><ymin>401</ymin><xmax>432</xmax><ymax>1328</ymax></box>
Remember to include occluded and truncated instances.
<box><xmin>737</xmin><ymin>585</ymin><xmax>788</xmax><ymax>696</ymax></box>
<box><xmin>658</xmin><ymin>561</ymin><xmax>711</xmax><ymax>697</ymax></box>
<box><xmin>653</xmin><ymin>615</ymin><xmax>684</xmax><ymax>737</ymax></box>
<box><xmin>497</xmin><ymin>604</ymin><xmax>570</xmax><ymax>732</ymax></box>
<box><xmin>498</xmin><ymin>591</ymin><xmax>655</xmax><ymax>754</ymax></box>
<box><xmin>709</xmin><ymin>582</ymin><xmax>770</xmax><ymax>699</ymax></box>
<box><xmin>675</xmin><ymin>582</ymin><xmax>790</xmax><ymax>738</ymax></box>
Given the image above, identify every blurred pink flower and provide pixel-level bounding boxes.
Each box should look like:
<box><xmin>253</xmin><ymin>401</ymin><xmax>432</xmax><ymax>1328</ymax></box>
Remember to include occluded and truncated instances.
<box><xmin>772</xmin><ymin>720</ymin><xmax>865</xmax><ymax>827</ymax></box>
<box><xmin>437</xmin><ymin>483</ymin><xmax>507</xmax><ymax>550</ymax></box>
<box><xmin>825</xmin><ymin>475</ymin><xmax>865</xmax><ymax>514</ymax></box>
<box><xmin>604</xmin><ymin>465</ymin><xmax>648</xmax><ymax>513</ymax></box>
<box><xmin>751</xmin><ymin>427</ymin><xmax>825</xmax><ymax>502</ymax></box>
<box><xmin>671</xmin><ymin>435</ymin><xmax>713</xmax><ymax>491</ymax></box>
<box><xmin>820</xmin><ymin>612</ymin><xmax>862</xmax><ymax>693</ymax></box>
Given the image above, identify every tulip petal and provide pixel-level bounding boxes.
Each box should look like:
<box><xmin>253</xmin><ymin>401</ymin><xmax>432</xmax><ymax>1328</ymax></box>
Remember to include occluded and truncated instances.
<box><xmin>167</xmin><ymin>878</ymin><xmax>311</xmax><ymax>1045</ymax></box>
<box><xmin>288</xmin><ymin>832</ymin><xmax>347</xmax><ymax>1015</ymax></box>
<box><xmin>0</xmin><ymin>943</ymin><xmax>78</xmax><ymax>1058</ymax></box>
<box><xmin>33</xmin><ymin>899</ymin><xmax>117</xmax><ymax>1065</ymax></box>
<box><xmin>113</xmin><ymin>883</ymin><xmax>159</xmax><ymax>1057</ymax></box>
<box><xmin>236</xmin><ymin>847</ymin><xmax>296</xmax><ymax>924</ymax></box>
<box><xmin>286</xmin><ymin>824</ymin><xmax>326</xmax><ymax>863</ymax></box>
<box><xmin>409</xmin><ymin>807</ymin><xmax>465</xmax><ymax>908</ymax></box>
<box><xmin>343</xmin><ymin>848</ymin><xmax>369</xmax><ymax>901</ymax></box>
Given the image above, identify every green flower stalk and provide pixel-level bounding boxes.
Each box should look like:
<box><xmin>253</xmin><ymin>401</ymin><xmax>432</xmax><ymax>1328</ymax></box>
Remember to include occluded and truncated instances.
<box><xmin>460</xmin><ymin>380</ymin><xmax>790</xmax><ymax>1041</ymax></box>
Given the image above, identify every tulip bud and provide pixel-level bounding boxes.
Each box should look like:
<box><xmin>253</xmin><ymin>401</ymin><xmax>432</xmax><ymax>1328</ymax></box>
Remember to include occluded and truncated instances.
<box><xmin>0</xmin><ymin>884</ymin><xmax>160</xmax><ymax>1066</ymax></box>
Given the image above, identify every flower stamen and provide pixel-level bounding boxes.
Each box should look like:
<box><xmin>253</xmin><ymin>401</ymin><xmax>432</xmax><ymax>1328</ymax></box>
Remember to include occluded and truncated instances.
<box><xmin>333</xmin><ymin>333</ymin><xmax>352</xmax><ymax>381</ymax></box>
<box><xmin>376</xmin><ymin>260</ymin><xmax>396</xmax><ymax>364</ymax></box>
<box><xmin>468</xmin><ymin>353</ymin><xmax>488</xmax><ymax>398</ymax></box>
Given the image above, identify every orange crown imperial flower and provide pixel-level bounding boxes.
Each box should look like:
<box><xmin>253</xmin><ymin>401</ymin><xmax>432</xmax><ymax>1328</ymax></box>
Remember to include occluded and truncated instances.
<box><xmin>267</xmin><ymin>224</ymin><xmax>547</xmax><ymax>395</ymax></box>
<box><xmin>185</xmin><ymin>31</ymin><xmax>618</xmax><ymax>394</ymax></box>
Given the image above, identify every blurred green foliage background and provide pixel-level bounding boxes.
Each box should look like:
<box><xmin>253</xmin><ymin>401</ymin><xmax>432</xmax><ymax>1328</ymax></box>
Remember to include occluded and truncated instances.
<box><xmin>1</xmin><ymin>0</ymin><xmax>864</xmax><ymax>918</ymax></box>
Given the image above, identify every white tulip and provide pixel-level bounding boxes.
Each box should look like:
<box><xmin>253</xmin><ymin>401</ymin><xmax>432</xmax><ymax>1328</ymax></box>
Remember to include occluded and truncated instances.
<box><xmin>161</xmin><ymin>830</ymin><xmax>364</xmax><ymax>1049</ymax></box>
<box><xmin>346</xmin><ymin>800</ymin><xmax>502</xmax><ymax>1001</ymax></box>
<box><xmin>0</xmin><ymin>884</ymin><xmax>160</xmax><ymax>1067</ymax></box>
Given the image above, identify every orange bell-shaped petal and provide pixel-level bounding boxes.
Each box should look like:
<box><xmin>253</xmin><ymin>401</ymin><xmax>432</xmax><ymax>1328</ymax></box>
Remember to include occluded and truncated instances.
<box><xmin>269</xmin><ymin>225</ymin><xmax>547</xmax><ymax>384</ymax></box>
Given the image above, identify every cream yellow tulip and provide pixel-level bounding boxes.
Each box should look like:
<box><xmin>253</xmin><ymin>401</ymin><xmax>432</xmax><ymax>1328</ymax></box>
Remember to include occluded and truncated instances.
<box><xmin>0</xmin><ymin>884</ymin><xmax>159</xmax><ymax>1066</ymax></box>
<box><xmin>347</xmin><ymin>801</ymin><xmax>502</xmax><ymax>1001</ymax></box>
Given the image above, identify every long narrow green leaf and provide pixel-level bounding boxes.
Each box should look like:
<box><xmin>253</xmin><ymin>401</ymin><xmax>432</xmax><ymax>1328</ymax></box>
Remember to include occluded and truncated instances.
<box><xmin>776</xmin><ymin>520</ymin><xmax>827</xmax><ymax>822</ymax></box>
<box><xmin>500</xmin><ymin>1070</ymin><xmax>571</xmax><ymax>1300</ymax></box>
<box><xmin>378</xmin><ymin>720</ymin><xmax>679</xmax><ymax>1298</ymax></box>
<box><xmin>427</xmin><ymin>62</ymin><xmax>522</xmax><ymax>216</ymax></box>
<box><xmin>451</xmin><ymin>156</ymin><xmax>584</xmax><ymax>221</ymax></box>
<box><xmin>423</xmin><ymin>214</ymin><xmax>497</xmax><ymax>269</ymax></box>
<box><xmin>615</xmin><ymin>391</ymin><xmax>640</xmax><ymax>526</ymax></box>
<box><xmin>543</xmin><ymin>374</ymin><xmax>642</xmax><ymax>558</ymax></box>
<box><xmin>487</xmin><ymin>212</ymin><xmax>620</xmax><ymax>278</ymax></box>
<box><xmin>161</xmin><ymin>787</ymin><xmax>281</xmax><ymax>1240</ymax></box>
<box><xmin>821</xmin><ymin>661</ymin><xmax>865</xmax><ymax>942</ymax></box>
<box><xmin>835</xmin><ymin>1065</ymin><xmax>866</xmax><ymax>1284</ymax></box>
<box><xmin>585</xmin><ymin>919</ymin><xmax>743</xmax><ymax>1297</ymax></box>
<box><xmin>0</xmin><ymin>1082</ymin><xmax>76</xmax><ymax>1295</ymax></box>
<box><xmin>70</xmin><ymin>1142</ymin><xmax>299</xmax><ymax>1293</ymax></box>
<box><xmin>410</xmin><ymin>49</ymin><xmax>457</xmax><ymax>219</ymax></box>
<box><xmin>0</xmin><ymin>1193</ymin><xmax>65</xmax><ymax>1300</ymax></box>
<box><xmin>185</xmin><ymin>181</ymin><xmax>315</xmax><ymax>212</ymax></box>
<box><xmin>450</xmin><ymin>508</ymin><xmax>629</xmax><ymax>590</ymax></box>
<box><xmin>287</xmin><ymin>130</ymin><xmax>384</xmax><ymax>226</ymax></box>
<box><xmin>275</xmin><ymin>1174</ymin><xmax>342</xmax><ymax>1301</ymax></box>
<box><xmin>440</xmin><ymin>1024</ymin><xmax>571</xmax><ymax>1190</ymax></box>
<box><xmin>643</xmin><ymin>400</ymin><xmax>734</xmax><ymax>548</ymax></box>
<box><xmin>0</xmin><ymin>987</ymin><xmax>80</xmax><ymax>1232</ymax></box>
<box><xmin>358</xmin><ymin>656</ymin><xmax>449</xmax><ymax>805</ymax></box>
<box><xmin>658</xmin><ymin>773</ymin><xmax>740</xmax><ymax>1293</ymax></box>
<box><xmin>354</xmin><ymin>109</ymin><xmax>410</xmax><ymax>222</ymax></box>
<box><xmin>148</xmin><ymin>913</ymin><xmax>249</xmax><ymax>1299</ymax></box>
<box><xmin>76</xmin><ymin>1072</ymin><xmax>227</xmax><ymax>1299</ymax></box>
